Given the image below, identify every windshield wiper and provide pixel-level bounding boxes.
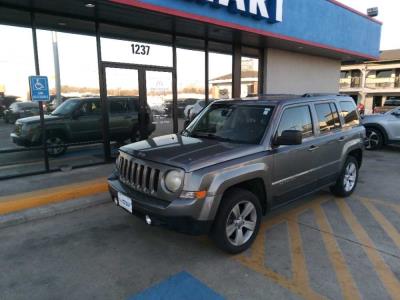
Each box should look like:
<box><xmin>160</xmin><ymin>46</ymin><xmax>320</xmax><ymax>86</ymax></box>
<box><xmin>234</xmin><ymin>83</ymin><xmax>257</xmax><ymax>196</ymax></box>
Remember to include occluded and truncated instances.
<box><xmin>190</xmin><ymin>132</ymin><xmax>235</xmax><ymax>143</ymax></box>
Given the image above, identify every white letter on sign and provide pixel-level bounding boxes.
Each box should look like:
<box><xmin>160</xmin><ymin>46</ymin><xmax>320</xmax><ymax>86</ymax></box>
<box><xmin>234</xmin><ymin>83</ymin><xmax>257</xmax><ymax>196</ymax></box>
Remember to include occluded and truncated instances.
<box><xmin>249</xmin><ymin>0</ymin><xmax>269</xmax><ymax>19</ymax></box>
<box><xmin>218</xmin><ymin>0</ymin><xmax>246</xmax><ymax>12</ymax></box>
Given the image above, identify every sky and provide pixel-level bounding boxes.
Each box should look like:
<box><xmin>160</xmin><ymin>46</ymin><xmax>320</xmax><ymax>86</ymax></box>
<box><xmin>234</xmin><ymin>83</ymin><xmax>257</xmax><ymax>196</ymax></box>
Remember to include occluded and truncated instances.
<box><xmin>337</xmin><ymin>0</ymin><xmax>400</xmax><ymax>50</ymax></box>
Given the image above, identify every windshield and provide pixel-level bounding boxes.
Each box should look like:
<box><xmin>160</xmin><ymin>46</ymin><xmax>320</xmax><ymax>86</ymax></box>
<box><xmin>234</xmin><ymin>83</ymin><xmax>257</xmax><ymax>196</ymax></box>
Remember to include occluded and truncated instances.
<box><xmin>52</xmin><ymin>100</ymin><xmax>80</xmax><ymax>116</ymax></box>
<box><xmin>184</xmin><ymin>103</ymin><xmax>274</xmax><ymax>144</ymax></box>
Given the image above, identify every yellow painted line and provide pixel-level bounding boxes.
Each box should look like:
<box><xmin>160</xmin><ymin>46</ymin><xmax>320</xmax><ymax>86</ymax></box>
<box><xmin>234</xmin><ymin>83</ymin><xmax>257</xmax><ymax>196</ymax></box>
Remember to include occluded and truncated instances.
<box><xmin>357</xmin><ymin>196</ymin><xmax>400</xmax><ymax>215</ymax></box>
<box><xmin>0</xmin><ymin>177</ymin><xmax>108</xmax><ymax>215</ymax></box>
<box><xmin>362</xmin><ymin>199</ymin><xmax>400</xmax><ymax>251</ymax></box>
<box><xmin>287</xmin><ymin>220</ymin><xmax>310</xmax><ymax>288</ymax></box>
<box><xmin>336</xmin><ymin>199</ymin><xmax>400</xmax><ymax>299</ymax></box>
<box><xmin>235</xmin><ymin>220</ymin><xmax>322</xmax><ymax>300</ymax></box>
<box><xmin>313</xmin><ymin>204</ymin><xmax>360</xmax><ymax>300</ymax></box>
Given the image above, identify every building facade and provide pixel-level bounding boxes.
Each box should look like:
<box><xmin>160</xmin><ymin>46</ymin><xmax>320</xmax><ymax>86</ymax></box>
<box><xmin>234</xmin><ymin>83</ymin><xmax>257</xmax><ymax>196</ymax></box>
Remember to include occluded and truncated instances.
<box><xmin>0</xmin><ymin>0</ymin><xmax>381</xmax><ymax>179</ymax></box>
<box><xmin>340</xmin><ymin>50</ymin><xmax>400</xmax><ymax>114</ymax></box>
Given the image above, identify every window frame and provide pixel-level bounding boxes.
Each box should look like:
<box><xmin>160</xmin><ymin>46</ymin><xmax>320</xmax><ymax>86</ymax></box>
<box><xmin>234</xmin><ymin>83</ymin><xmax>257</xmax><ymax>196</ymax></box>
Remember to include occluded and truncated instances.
<box><xmin>274</xmin><ymin>104</ymin><xmax>315</xmax><ymax>143</ymax></box>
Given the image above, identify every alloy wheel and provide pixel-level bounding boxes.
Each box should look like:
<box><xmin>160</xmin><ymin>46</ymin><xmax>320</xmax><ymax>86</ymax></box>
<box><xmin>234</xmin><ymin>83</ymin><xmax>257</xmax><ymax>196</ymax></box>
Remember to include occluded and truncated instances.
<box><xmin>343</xmin><ymin>162</ymin><xmax>357</xmax><ymax>192</ymax></box>
<box><xmin>46</xmin><ymin>137</ymin><xmax>65</xmax><ymax>156</ymax></box>
<box><xmin>366</xmin><ymin>130</ymin><xmax>380</xmax><ymax>150</ymax></box>
<box><xmin>225</xmin><ymin>201</ymin><xmax>257</xmax><ymax>246</ymax></box>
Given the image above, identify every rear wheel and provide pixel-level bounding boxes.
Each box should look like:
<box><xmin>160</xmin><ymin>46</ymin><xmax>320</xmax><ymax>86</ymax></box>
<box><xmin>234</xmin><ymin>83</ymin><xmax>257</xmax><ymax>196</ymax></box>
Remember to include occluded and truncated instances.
<box><xmin>211</xmin><ymin>188</ymin><xmax>262</xmax><ymax>254</ymax></box>
<box><xmin>330</xmin><ymin>156</ymin><xmax>359</xmax><ymax>197</ymax></box>
<box><xmin>366</xmin><ymin>127</ymin><xmax>383</xmax><ymax>150</ymax></box>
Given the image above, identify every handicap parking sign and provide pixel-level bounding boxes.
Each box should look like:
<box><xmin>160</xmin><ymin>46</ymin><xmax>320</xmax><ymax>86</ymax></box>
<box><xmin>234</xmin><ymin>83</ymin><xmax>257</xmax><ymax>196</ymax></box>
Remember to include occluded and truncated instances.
<box><xmin>29</xmin><ymin>76</ymin><xmax>50</xmax><ymax>102</ymax></box>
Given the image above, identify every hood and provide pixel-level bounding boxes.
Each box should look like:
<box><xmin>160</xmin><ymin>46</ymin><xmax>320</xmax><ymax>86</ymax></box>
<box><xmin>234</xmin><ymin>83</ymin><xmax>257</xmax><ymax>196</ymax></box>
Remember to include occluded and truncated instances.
<box><xmin>119</xmin><ymin>134</ymin><xmax>262</xmax><ymax>172</ymax></box>
<box><xmin>16</xmin><ymin>114</ymin><xmax>63</xmax><ymax>125</ymax></box>
<box><xmin>362</xmin><ymin>114</ymin><xmax>386</xmax><ymax>124</ymax></box>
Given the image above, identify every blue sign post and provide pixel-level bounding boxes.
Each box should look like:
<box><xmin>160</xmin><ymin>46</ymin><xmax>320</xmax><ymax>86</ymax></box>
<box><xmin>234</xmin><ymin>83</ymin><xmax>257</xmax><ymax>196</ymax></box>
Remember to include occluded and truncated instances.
<box><xmin>29</xmin><ymin>76</ymin><xmax>50</xmax><ymax>102</ymax></box>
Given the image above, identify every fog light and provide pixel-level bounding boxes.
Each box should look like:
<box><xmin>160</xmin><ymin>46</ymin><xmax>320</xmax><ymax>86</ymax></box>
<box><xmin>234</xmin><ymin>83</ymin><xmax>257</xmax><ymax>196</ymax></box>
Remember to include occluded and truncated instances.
<box><xmin>145</xmin><ymin>215</ymin><xmax>152</xmax><ymax>225</ymax></box>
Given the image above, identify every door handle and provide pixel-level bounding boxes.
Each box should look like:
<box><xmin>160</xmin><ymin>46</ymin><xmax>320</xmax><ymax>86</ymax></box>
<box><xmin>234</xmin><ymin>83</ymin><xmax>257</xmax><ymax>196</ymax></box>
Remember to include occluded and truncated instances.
<box><xmin>308</xmin><ymin>145</ymin><xmax>319</xmax><ymax>152</ymax></box>
<box><xmin>338</xmin><ymin>136</ymin><xmax>345</xmax><ymax>142</ymax></box>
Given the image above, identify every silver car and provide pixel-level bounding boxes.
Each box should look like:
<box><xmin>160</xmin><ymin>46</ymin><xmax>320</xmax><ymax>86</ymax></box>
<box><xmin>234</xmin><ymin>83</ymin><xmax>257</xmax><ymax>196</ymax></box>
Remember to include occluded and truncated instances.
<box><xmin>363</xmin><ymin>107</ymin><xmax>400</xmax><ymax>150</ymax></box>
<box><xmin>108</xmin><ymin>95</ymin><xmax>365</xmax><ymax>253</ymax></box>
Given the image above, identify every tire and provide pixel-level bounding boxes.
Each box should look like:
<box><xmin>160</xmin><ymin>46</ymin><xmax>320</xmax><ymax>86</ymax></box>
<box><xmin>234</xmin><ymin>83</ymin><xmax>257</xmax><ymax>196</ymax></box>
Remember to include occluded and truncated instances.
<box><xmin>211</xmin><ymin>188</ymin><xmax>262</xmax><ymax>254</ymax></box>
<box><xmin>330</xmin><ymin>156</ymin><xmax>359</xmax><ymax>197</ymax></box>
<box><xmin>365</xmin><ymin>127</ymin><xmax>383</xmax><ymax>150</ymax></box>
<box><xmin>46</xmin><ymin>135</ymin><xmax>67</xmax><ymax>157</ymax></box>
<box><xmin>130</xmin><ymin>129</ymin><xmax>141</xmax><ymax>143</ymax></box>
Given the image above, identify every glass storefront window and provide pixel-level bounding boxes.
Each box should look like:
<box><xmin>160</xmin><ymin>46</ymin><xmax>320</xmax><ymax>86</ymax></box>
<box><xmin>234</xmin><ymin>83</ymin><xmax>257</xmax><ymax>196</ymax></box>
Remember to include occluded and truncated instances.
<box><xmin>101</xmin><ymin>38</ymin><xmax>173</xmax><ymax>67</ymax></box>
<box><xmin>241</xmin><ymin>56</ymin><xmax>259</xmax><ymax>97</ymax></box>
<box><xmin>0</xmin><ymin>24</ymin><xmax>45</xmax><ymax>178</ymax></box>
<box><xmin>177</xmin><ymin>48</ymin><xmax>205</xmax><ymax>130</ymax></box>
<box><xmin>36</xmin><ymin>29</ymin><xmax>103</xmax><ymax>170</ymax></box>
<box><xmin>209</xmin><ymin>52</ymin><xmax>232</xmax><ymax>100</ymax></box>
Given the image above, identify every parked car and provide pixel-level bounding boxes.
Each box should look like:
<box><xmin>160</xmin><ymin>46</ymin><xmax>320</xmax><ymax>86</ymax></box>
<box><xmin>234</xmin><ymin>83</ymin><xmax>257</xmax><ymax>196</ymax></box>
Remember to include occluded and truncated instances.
<box><xmin>4</xmin><ymin>101</ymin><xmax>40</xmax><ymax>124</ymax></box>
<box><xmin>108</xmin><ymin>94</ymin><xmax>364</xmax><ymax>253</ymax></box>
<box><xmin>165</xmin><ymin>98</ymin><xmax>199</xmax><ymax>118</ymax></box>
<box><xmin>0</xmin><ymin>95</ymin><xmax>18</xmax><ymax>118</ymax></box>
<box><xmin>373</xmin><ymin>96</ymin><xmax>400</xmax><ymax>114</ymax></box>
<box><xmin>363</xmin><ymin>106</ymin><xmax>400</xmax><ymax>150</ymax></box>
<box><xmin>10</xmin><ymin>97</ymin><xmax>155</xmax><ymax>156</ymax></box>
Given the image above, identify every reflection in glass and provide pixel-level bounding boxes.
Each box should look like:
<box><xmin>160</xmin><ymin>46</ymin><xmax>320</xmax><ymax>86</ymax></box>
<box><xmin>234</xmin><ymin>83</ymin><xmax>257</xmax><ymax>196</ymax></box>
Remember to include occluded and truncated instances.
<box><xmin>241</xmin><ymin>57</ymin><xmax>259</xmax><ymax>97</ymax></box>
<box><xmin>209</xmin><ymin>52</ymin><xmax>233</xmax><ymax>100</ymax></box>
<box><xmin>177</xmin><ymin>48</ymin><xmax>205</xmax><ymax>131</ymax></box>
<box><xmin>146</xmin><ymin>71</ymin><xmax>174</xmax><ymax>138</ymax></box>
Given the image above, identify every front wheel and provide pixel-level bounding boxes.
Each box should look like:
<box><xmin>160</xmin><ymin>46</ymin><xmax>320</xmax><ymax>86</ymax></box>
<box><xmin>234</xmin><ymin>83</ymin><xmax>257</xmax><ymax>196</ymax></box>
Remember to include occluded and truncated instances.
<box><xmin>211</xmin><ymin>188</ymin><xmax>262</xmax><ymax>254</ymax></box>
<box><xmin>330</xmin><ymin>156</ymin><xmax>359</xmax><ymax>197</ymax></box>
<box><xmin>366</xmin><ymin>128</ymin><xmax>383</xmax><ymax>150</ymax></box>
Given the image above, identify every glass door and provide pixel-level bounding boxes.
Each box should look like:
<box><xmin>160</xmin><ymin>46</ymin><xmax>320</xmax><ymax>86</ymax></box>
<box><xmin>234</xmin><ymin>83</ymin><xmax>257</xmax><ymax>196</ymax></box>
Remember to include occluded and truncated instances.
<box><xmin>145</xmin><ymin>70</ymin><xmax>174</xmax><ymax>138</ymax></box>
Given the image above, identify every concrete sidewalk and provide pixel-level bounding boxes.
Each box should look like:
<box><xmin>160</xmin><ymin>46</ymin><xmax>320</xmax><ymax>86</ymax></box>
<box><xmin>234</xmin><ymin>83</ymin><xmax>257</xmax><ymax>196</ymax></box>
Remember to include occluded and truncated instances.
<box><xmin>0</xmin><ymin>164</ymin><xmax>114</xmax><ymax>228</ymax></box>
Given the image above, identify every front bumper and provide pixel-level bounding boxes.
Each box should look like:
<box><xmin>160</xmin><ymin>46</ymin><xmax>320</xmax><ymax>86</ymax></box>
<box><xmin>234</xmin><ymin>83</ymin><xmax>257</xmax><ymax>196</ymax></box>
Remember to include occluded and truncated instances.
<box><xmin>10</xmin><ymin>133</ymin><xmax>38</xmax><ymax>147</ymax></box>
<box><xmin>108</xmin><ymin>176</ymin><xmax>213</xmax><ymax>235</ymax></box>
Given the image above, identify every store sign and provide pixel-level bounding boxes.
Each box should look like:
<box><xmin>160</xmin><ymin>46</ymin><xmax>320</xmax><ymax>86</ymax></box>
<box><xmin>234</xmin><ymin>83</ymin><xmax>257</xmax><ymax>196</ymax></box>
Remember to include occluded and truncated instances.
<box><xmin>184</xmin><ymin>0</ymin><xmax>283</xmax><ymax>23</ymax></box>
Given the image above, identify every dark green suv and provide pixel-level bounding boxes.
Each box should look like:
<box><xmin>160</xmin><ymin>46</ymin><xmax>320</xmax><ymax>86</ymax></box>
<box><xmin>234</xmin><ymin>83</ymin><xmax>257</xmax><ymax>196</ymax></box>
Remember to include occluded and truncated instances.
<box><xmin>11</xmin><ymin>97</ymin><xmax>155</xmax><ymax>156</ymax></box>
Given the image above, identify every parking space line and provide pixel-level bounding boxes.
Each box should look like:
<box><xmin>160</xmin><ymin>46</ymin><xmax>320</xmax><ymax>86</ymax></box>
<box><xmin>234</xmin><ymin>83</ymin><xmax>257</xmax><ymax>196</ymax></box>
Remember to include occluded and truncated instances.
<box><xmin>358</xmin><ymin>196</ymin><xmax>400</xmax><ymax>215</ymax></box>
<box><xmin>313</xmin><ymin>204</ymin><xmax>360</xmax><ymax>300</ymax></box>
<box><xmin>336</xmin><ymin>199</ymin><xmax>400</xmax><ymax>299</ymax></box>
<box><xmin>362</xmin><ymin>200</ymin><xmax>400</xmax><ymax>251</ymax></box>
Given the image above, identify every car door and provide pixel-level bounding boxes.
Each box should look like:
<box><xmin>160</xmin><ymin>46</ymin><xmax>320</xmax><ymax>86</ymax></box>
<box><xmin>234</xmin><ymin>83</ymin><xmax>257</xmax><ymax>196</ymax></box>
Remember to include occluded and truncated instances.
<box><xmin>69</xmin><ymin>100</ymin><xmax>102</xmax><ymax>142</ymax></box>
<box><xmin>271</xmin><ymin>104</ymin><xmax>317</xmax><ymax>206</ymax></box>
<box><xmin>309</xmin><ymin>101</ymin><xmax>344</xmax><ymax>184</ymax></box>
<box><xmin>385</xmin><ymin>107</ymin><xmax>400</xmax><ymax>140</ymax></box>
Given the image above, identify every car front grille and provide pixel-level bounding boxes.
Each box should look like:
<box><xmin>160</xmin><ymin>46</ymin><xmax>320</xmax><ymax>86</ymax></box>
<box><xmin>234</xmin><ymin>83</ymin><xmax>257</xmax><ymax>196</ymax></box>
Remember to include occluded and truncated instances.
<box><xmin>117</xmin><ymin>155</ymin><xmax>161</xmax><ymax>195</ymax></box>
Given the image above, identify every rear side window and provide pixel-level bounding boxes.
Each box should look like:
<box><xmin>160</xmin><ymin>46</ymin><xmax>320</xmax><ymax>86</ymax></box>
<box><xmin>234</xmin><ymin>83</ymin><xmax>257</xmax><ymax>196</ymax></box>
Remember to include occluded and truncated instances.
<box><xmin>315</xmin><ymin>103</ymin><xmax>341</xmax><ymax>134</ymax></box>
<box><xmin>110</xmin><ymin>101</ymin><xmax>129</xmax><ymax>114</ymax></box>
<box><xmin>277</xmin><ymin>106</ymin><xmax>313</xmax><ymax>138</ymax></box>
<box><xmin>339</xmin><ymin>101</ymin><xmax>360</xmax><ymax>127</ymax></box>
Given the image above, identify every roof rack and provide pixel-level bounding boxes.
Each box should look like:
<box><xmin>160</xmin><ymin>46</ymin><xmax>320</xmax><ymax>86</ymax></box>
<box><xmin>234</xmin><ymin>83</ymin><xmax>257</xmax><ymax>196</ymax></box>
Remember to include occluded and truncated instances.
<box><xmin>302</xmin><ymin>93</ymin><xmax>342</xmax><ymax>97</ymax></box>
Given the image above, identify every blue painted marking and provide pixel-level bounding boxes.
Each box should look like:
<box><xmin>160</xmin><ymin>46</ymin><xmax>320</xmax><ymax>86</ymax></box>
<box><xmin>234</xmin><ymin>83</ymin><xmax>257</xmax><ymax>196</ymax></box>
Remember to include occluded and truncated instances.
<box><xmin>129</xmin><ymin>272</ymin><xmax>224</xmax><ymax>300</ymax></box>
<box><xmin>29</xmin><ymin>76</ymin><xmax>50</xmax><ymax>102</ymax></box>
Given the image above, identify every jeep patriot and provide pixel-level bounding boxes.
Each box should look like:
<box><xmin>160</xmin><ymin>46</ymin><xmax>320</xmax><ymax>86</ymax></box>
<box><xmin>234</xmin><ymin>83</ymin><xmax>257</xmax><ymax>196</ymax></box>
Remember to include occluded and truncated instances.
<box><xmin>108</xmin><ymin>95</ymin><xmax>365</xmax><ymax>253</ymax></box>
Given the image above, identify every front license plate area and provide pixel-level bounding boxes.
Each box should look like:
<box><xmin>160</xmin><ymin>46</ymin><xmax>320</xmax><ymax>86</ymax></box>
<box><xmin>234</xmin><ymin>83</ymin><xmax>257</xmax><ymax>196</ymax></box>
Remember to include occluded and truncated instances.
<box><xmin>118</xmin><ymin>192</ymin><xmax>133</xmax><ymax>213</ymax></box>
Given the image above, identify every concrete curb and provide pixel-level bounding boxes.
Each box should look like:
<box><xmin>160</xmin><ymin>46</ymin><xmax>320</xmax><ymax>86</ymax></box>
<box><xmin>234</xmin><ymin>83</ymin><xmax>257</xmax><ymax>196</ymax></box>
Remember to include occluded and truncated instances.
<box><xmin>0</xmin><ymin>177</ymin><xmax>108</xmax><ymax>215</ymax></box>
<box><xmin>0</xmin><ymin>193</ymin><xmax>110</xmax><ymax>229</ymax></box>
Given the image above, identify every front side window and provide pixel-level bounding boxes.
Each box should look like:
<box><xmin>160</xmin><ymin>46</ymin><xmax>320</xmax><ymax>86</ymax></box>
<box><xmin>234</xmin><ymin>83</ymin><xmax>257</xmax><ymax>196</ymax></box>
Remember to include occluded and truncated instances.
<box><xmin>277</xmin><ymin>106</ymin><xmax>313</xmax><ymax>138</ymax></box>
<box><xmin>339</xmin><ymin>101</ymin><xmax>360</xmax><ymax>127</ymax></box>
<box><xmin>78</xmin><ymin>101</ymin><xmax>101</xmax><ymax>116</ymax></box>
<box><xmin>185</xmin><ymin>103</ymin><xmax>274</xmax><ymax>144</ymax></box>
<box><xmin>315</xmin><ymin>103</ymin><xmax>341</xmax><ymax>134</ymax></box>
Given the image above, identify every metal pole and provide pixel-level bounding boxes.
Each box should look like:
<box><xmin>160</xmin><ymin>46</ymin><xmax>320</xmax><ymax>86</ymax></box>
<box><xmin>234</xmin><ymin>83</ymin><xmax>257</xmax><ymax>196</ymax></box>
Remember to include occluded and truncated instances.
<box><xmin>172</xmin><ymin>33</ymin><xmax>178</xmax><ymax>133</ymax></box>
<box><xmin>31</xmin><ymin>12</ymin><xmax>50</xmax><ymax>172</ymax></box>
<box><xmin>232</xmin><ymin>43</ymin><xmax>242</xmax><ymax>98</ymax></box>
<box><xmin>205</xmin><ymin>39</ymin><xmax>209</xmax><ymax>104</ymax></box>
<box><xmin>96</xmin><ymin>22</ymin><xmax>111</xmax><ymax>161</ymax></box>
<box><xmin>52</xmin><ymin>31</ymin><xmax>62</xmax><ymax>107</ymax></box>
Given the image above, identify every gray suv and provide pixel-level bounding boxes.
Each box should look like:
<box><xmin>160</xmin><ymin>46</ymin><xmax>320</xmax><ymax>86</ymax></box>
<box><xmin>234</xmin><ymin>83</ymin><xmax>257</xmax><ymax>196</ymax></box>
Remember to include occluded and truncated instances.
<box><xmin>363</xmin><ymin>107</ymin><xmax>400</xmax><ymax>150</ymax></box>
<box><xmin>108</xmin><ymin>95</ymin><xmax>365</xmax><ymax>253</ymax></box>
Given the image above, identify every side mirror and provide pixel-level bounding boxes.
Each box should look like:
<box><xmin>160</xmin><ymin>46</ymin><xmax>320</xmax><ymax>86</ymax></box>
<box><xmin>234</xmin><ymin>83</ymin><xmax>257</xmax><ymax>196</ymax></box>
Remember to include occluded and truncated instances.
<box><xmin>274</xmin><ymin>130</ymin><xmax>303</xmax><ymax>146</ymax></box>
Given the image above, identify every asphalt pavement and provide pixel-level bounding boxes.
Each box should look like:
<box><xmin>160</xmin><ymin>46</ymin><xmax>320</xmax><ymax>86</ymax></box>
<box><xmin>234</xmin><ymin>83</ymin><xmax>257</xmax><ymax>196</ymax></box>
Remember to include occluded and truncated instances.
<box><xmin>0</xmin><ymin>147</ymin><xmax>399</xmax><ymax>299</ymax></box>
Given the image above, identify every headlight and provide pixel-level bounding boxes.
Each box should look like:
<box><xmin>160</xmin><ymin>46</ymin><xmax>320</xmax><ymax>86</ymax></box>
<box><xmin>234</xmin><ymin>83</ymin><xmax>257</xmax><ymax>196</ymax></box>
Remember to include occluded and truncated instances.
<box><xmin>164</xmin><ymin>170</ymin><xmax>183</xmax><ymax>192</ymax></box>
